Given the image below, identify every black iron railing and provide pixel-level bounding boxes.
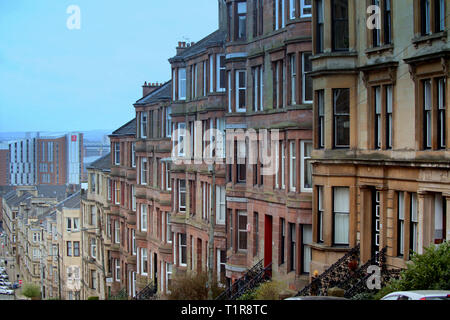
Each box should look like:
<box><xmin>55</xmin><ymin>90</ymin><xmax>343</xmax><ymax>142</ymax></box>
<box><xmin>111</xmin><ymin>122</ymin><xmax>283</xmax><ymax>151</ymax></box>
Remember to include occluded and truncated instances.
<box><xmin>134</xmin><ymin>281</ymin><xmax>157</xmax><ymax>300</ymax></box>
<box><xmin>296</xmin><ymin>244</ymin><xmax>361</xmax><ymax>297</ymax></box>
<box><xmin>216</xmin><ymin>259</ymin><xmax>272</xmax><ymax>300</ymax></box>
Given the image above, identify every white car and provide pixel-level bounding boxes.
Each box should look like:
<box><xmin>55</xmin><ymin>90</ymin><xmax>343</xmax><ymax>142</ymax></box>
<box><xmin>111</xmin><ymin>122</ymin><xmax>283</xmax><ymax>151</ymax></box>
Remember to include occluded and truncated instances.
<box><xmin>381</xmin><ymin>290</ymin><xmax>450</xmax><ymax>300</ymax></box>
<box><xmin>0</xmin><ymin>288</ymin><xmax>13</xmax><ymax>295</ymax></box>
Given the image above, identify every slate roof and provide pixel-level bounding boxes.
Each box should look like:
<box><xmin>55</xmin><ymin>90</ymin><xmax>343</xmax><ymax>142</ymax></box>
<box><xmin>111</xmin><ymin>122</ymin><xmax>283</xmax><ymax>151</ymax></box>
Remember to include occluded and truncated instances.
<box><xmin>110</xmin><ymin>118</ymin><xmax>136</xmax><ymax>137</ymax></box>
<box><xmin>87</xmin><ymin>152</ymin><xmax>111</xmax><ymax>171</ymax></box>
<box><xmin>5</xmin><ymin>192</ymin><xmax>33</xmax><ymax>207</ymax></box>
<box><xmin>56</xmin><ymin>190</ymin><xmax>81</xmax><ymax>210</ymax></box>
<box><xmin>36</xmin><ymin>185</ymin><xmax>69</xmax><ymax>201</ymax></box>
<box><xmin>169</xmin><ymin>29</ymin><xmax>226</xmax><ymax>62</ymax></box>
<box><xmin>134</xmin><ymin>80</ymin><xmax>172</xmax><ymax>106</ymax></box>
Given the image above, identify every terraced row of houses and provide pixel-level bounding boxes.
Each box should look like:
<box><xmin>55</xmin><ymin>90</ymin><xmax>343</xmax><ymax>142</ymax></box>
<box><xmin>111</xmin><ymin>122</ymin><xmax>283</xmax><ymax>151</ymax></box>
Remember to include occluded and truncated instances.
<box><xmin>3</xmin><ymin>0</ymin><xmax>448</xmax><ymax>300</ymax></box>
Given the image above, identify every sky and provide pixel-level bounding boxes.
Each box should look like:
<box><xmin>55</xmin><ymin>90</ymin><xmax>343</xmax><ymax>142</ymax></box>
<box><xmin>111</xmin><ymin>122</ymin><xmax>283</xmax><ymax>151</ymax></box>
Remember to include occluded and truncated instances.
<box><xmin>0</xmin><ymin>0</ymin><xmax>218</xmax><ymax>133</ymax></box>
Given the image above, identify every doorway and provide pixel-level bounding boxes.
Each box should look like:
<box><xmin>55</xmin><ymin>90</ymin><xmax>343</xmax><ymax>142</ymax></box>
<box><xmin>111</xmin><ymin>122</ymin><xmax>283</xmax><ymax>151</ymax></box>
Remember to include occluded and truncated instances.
<box><xmin>371</xmin><ymin>189</ymin><xmax>381</xmax><ymax>260</ymax></box>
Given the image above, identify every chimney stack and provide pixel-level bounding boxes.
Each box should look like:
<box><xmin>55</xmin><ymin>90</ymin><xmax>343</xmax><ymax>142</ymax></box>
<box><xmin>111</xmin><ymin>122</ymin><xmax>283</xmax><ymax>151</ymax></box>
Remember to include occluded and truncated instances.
<box><xmin>176</xmin><ymin>41</ymin><xmax>188</xmax><ymax>55</ymax></box>
<box><xmin>142</xmin><ymin>81</ymin><xmax>163</xmax><ymax>97</ymax></box>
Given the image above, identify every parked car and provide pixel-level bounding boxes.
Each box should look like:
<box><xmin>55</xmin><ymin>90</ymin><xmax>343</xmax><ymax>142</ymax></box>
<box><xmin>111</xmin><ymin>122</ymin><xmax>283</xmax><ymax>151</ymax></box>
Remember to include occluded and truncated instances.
<box><xmin>285</xmin><ymin>296</ymin><xmax>348</xmax><ymax>300</ymax></box>
<box><xmin>3</xmin><ymin>282</ymin><xmax>12</xmax><ymax>287</ymax></box>
<box><xmin>0</xmin><ymin>289</ymin><xmax>14</xmax><ymax>295</ymax></box>
<box><xmin>381</xmin><ymin>290</ymin><xmax>450</xmax><ymax>300</ymax></box>
<box><xmin>0</xmin><ymin>286</ymin><xmax>9</xmax><ymax>290</ymax></box>
<box><xmin>0</xmin><ymin>274</ymin><xmax>9</xmax><ymax>279</ymax></box>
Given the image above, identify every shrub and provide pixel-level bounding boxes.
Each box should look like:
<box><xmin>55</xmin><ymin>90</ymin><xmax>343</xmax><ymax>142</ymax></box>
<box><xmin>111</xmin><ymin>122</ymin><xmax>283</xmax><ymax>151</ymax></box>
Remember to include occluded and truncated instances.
<box><xmin>351</xmin><ymin>292</ymin><xmax>376</xmax><ymax>300</ymax></box>
<box><xmin>238</xmin><ymin>281</ymin><xmax>285</xmax><ymax>300</ymax></box>
<box><xmin>87</xmin><ymin>296</ymin><xmax>99</xmax><ymax>300</ymax></box>
<box><xmin>22</xmin><ymin>283</ymin><xmax>41</xmax><ymax>299</ymax></box>
<box><xmin>374</xmin><ymin>242</ymin><xmax>450</xmax><ymax>299</ymax></box>
<box><xmin>167</xmin><ymin>272</ymin><xmax>224</xmax><ymax>300</ymax></box>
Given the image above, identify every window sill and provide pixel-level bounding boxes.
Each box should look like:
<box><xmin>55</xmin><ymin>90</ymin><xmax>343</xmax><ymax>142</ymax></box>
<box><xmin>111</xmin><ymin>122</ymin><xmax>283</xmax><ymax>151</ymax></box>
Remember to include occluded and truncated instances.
<box><xmin>365</xmin><ymin>44</ymin><xmax>394</xmax><ymax>56</ymax></box>
<box><xmin>412</xmin><ymin>31</ymin><xmax>447</xmax><ymax>47</ymax></box>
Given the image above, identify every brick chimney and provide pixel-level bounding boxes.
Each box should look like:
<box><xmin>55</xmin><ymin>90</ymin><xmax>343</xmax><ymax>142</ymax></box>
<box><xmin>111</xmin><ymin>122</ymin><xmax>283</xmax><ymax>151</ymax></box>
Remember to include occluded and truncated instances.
<box><xmin>142</xmin><ymin>81</ymin><xmax>162</xmax><ymax>97</ymax></box>
<box><xmin>176</xmin><ymin>41</ymin><xmax>188</xmax><ymax>56</ymax></box>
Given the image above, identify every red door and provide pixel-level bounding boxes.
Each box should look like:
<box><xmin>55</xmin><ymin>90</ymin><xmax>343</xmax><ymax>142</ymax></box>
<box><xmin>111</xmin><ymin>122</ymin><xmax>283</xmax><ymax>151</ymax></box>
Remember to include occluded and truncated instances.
<box><xmin>264</xmin><ymin>215</ymin><xmax>273</xmax><ymax>268</ymax></box>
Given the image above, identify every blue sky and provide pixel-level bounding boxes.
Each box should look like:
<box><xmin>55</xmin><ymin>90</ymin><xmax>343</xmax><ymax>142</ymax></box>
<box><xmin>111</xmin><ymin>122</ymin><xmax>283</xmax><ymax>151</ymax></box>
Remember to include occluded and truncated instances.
<box><xmin>0</xmin><ymin>0</ymin><xmax>218</xmax><ymax>133</ymax></box>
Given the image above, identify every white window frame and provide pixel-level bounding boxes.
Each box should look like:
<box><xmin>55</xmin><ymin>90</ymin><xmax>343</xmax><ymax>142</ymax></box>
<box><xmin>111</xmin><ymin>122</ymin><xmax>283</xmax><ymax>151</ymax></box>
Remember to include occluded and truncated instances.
<box><xmin>216</xmin><ymin>54</ymin><xmax>226</xmax><ymax>92</ymax></box>
<box><xmin>300</xmin><ymin>0</ymin><xmax>312</xmax><ymax>17</ymax></box>
<box><xmin>90</xmin><ymin>238</ymin><xmax>97</xmax><ymax>259</ymax></box>
<box><xmin>178</xmin><ymin>233</ymin><xmax>187</xmax><ymax>266</ymax></box>
<box><xmin>216</xmin><ymin>185</ymin><xmax>226</xmax><ymax>225</ymax></box>
<box><xmin>114</xmin><ymin>220</ymin><xmax>120</xmax><ymax>244</ymax></box>
<box><xmin>289</xmin><ymin>140</ymin><xmax>297</xmax><ymax>192</ymax></box>
<box><xmin>166</xmin><ymin>212</ymin><xmax>172</xmax><ymax>244</ymax></box>
<box><xmin>300</xmin><ymin>140</ymin><xmax>313</xmax><ymax>192</ymax></box>
<box><xmin>165</xmin><ymin>263</ymin><xmax>172</xmax><ymax>294</ymax></box>
<box><xmin>132</xmin><ymin>229</ymin><xmax>136</xmax><ymax>256</ymax></box>
<box><xmin>318</xmin><ymin>186</ymin><xmax>324</xmax><ymax>242</ymax></box>
<box><xmin>235</xmin><ymin>70</ymin><xmax>247</xmax><ymax>112</ymax></box>
<box><xmin>302</xmin><ymin>52</ymin><xmax>313</xmax><ymax>104</ymax></box>
<box><xmin>178</xmin><ymin>180</ymin><xmax>186</xmax><ymax>212</ymax></box>
<box><xmin>131</xmin><ymin>143</ymin><xmax>136</xmax><ymax>167</ymax></box>
<box><xmin>290</xmin><ymin>0</ymin><xmax>296</xmax><ymax>19</ymax></box>
<box><xmin>140</xmin><ymin>204</ymin><xmax>148</xmax><ymax>232</ymax></box>
<box><xmin>291</xmin><ymin>54</ymin><xmax>297</xmax><ymax>105</ymax></box>
<box><xmin>178</xmin><ymin>68</ymin><xmax>186</xmax><ymax>100</ymax></box>
<box><xmin>140</xmin><ymin>157</ymin><xmax>148</xmax><ymax>185</ymax></box>
<box><xmin>398</xmin><ymin>192</ymin><xmax>405</xmax><ymax>256</ymax></box>
<box><xmin>281</xmin><ymin>141</ymin><xmax>286</xmax><ymax>189</ymax></box>
<box><xmin>209</xmin><ymin>55</ymin><xmax>214</xmax><ymax>93</ymax></box>
<box><xmin>132</xmin><ymin>185</ymin><xmax>136</xmax><ymax>212</ymax></box>
<box><xmin>333</xmin><ymin>187</ymin><xmax>350</xmax><ymax>246</ymax></box>
<box><xmin>228</xmin><ymin>71</ymin><xmax>232</xmax><ymax>112</ymax></box>
<box><xmin>140</xmin><ymin>248</ymin><xmax>148</xmax><ymax>275</ymax></box>
<box><xmin>177</xmin><ymin>123</ymin><xmax>186</xmax><ymax>157</ymax></box>
<box><xmin>140</xmin><ymin>112</ymin><xmax>148</xmax><ymax>139</ymax></box>
<box><xmin>114</xmin><ymin>142</ymin><xmax>120</xmax><ymax>165</ymax></box>
<box><xmin>115</xmin><ymin>259</ymin><xmax>120</xmax><ymax>282</ymax></box>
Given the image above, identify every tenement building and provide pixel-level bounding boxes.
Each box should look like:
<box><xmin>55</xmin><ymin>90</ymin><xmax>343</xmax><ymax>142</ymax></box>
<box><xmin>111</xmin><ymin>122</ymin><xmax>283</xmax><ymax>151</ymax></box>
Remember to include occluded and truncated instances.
<box><xmin>134</xmin><ymin>81</ymin><xmax>173</xmax><ymax>296</ymax></box>
<box><xmin>223</xmin><ymin>0</ymin><xmax>314</xmax><ymax>291</ymax></box>
<box><xmin>81</xmin><ymin>153</ymin><xmax>111</xmax><ymax>300</ymax></box>
<box><xmin>309</xmin><ymin>0</ymin><xmax>449</xmax><ymax>274</ymax></box>
<box><xmin>108</xmin><ymin>119</ymin><xmax>137</xmax><ymax>297</ymax></box>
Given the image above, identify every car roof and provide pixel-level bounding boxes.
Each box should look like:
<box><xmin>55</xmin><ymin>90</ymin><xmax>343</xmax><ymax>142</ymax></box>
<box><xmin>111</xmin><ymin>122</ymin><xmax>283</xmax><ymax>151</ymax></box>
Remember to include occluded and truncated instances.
<box><xmin>386</xmin><ymin>290</ymin><xmax>450</xmax><ymax>297</ymax></box>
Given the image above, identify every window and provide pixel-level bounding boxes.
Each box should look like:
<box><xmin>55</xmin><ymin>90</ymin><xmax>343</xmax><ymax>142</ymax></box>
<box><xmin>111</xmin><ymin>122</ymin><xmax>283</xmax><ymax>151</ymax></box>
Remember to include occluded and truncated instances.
<box><xmin>238</xmin><ymin>211</ymin><xmax>248</xmax><ymax>251</ymax></box>
<box><xmin>289</xmin><ymin>223</ymin><xmax>296</xmax><ymax>271</ymax></box>
<box><xmin>301</xmin><ymin>0</ymin><xmax>312</xmax><ymax>17</ymax></box>
<box><xmin>90</xmin><ymin>205</ymin><xmax>97</xmax><ymax>227</ymax></box>
<box><xmin>281</xmin><ymin>141</ymin><xmax>286</xmax><ymax>189</ymax></box>
<box><xmin>66</xmin><ymin>218</ymin><xmax>72</xmax><ymax>232</ymax></box>
<box><xmin>372</xmin><ymin>0</ymin><xmax>381</xmax><ymax>47</ymax></box>
<box><xmin>73</xmin><ymin>241</ymin><xmax>80</xmax><ymax>257</ymax></box>
<box><xmin>131</xmin><ymin>143</ymin><xmax>136</xmax><ymax>167</ymax></box>
<box><xmin>301</xmin><ymin>141</ymin><xmax>312</xmax><ymax>191</ymax></box>
<box><xmin>140</xmin><ymin>204</ymin><xmax>148</xmax><ymax>232</ymax></box>
<box><xmin>290</xmin><ymin>55</ymin><xmax>297</xmax><ymax>105</ymax></box>
<box><xmin>384</xmin><ymin>0</ymin><xmax>392</xmax><ymax>44</ymax></box>
<box><xmin>209</xmin><ymin>55</ymin><xmax>214</xmax><ymax>93</ymax></box>
<box><xmin>438</xmin><ymin>78</ymin><xmax>446</xmax><ymax>149</ymax></box>
<box><xmin>165</xmin><ymin>107</ymin><xmax>172</xmax><ymax>138</ymax></box>
<box><xmin>216</xmin><ymin>186</ymin><xmax>226</xmax><ymax>225</ymax></box>
<box><xmin>115</xmin><ymin>220</ymin><xmax>120</xmax><ymax>244</ymax></box>
<box><xmin>315</xmin><ymin>0</ymin><xmax>324</xmax><ymax>53</ymax></box>
<box><xmin>203</xmin><ymin>61</ymin><xmax>207</xmax><ymax>96</ymax></box>
<box><xmin>179</xmin><ymin>233</ymin><xmax>187</xmax><ymax>266</ymax></box>
<box><xmin>302</xmin><ymin>225</ymin><xmax>312</xmax><ymax>273</ymax></box>
<box><xmin>436</xmin><ymin>0</ymin><xmax>445</xmax><ymax>32</ymax></box>
<box><xmin>107</xmin><ymin>178</ymin><xmax>112</xmax><ymax>200</ymax></box>
<box><xmin>317</xmin><ymin>186</ymin><xmax>324</xmax><ymax>243</ymax></box>
<box><xmin>253</xmin><ymin>0</ymin><xmax>264</xmax><ymax>37</ymax></box>
<box><xmin>289</xmin><ymin>141</ymin><xmax>297</xmax><ymax>192</ymax></box>
<box><xmin>90</xmin><ymin>238</ymin><xmax>97</xmax><ymax>259</ymax></box>
<box><xmin>333</xmin><ymin>187</ymin><xmax>349</xmax><ymax>245</ymax></box>
<box><xmin>236</xmin><ymin>2</ymin><xmax>247</xmax><ymax>40</ymax></box>
<box><xmin>178</xmin><ymin>68</ymin><xmax>186</xmax><ymax>100</ymax></box>
<box><xmin>302</xmin><ymin>52</ymin><xmax>313</xmax><ymax>103</ymax></box>
<box><xmin>397</xmin><ymin>192</ymin><xmax>405</xmax><ymax>256</ymax></box>
<box><xmin>179</xmin><ymin>180</ymin><xmax>186</xmax><ymax>212</ymax></box>
<box><xmin>166</xmin><ymin>263</ymin><xmax>173</xmax><ymax>293</ymax></box>
<box><xmin>236</xmin><ymin>70</ymin><xmax>247</xmax><ymax>112</ymax></box>
<box><xmin>115</xmin><ymin>259</ymin><xmax>120</xmax><ymax>281</ymax></box>
<box><xmin>91</xmin><ymin>270</ymin><xmax>97</xmax><ymax>290</ymax></box>
<box><xmin>317</xmin><ymin>90</ymin><xmax>325</xmax><ymax>148</ymax></box>
<box><xmin>275</xmin><ymin>0</ymin><xmax>280</xmax><ymax>30</ymax></box>
<box><xmin>114</xmin><ymin>181</ymin><xmax>121</xmax><ymax>204</ymax></box>
<box><xmin>132</xmin><ymin>185</ymin><xmax>136</xmax><ymax>212</ymax></box>
<box><xmin>253</xmin><ymin>212</ymin><xmax>259</xmax><ymax>256</ymax></box>
<box><xmin>280</xmin><ymin>218</ymin><xmax>286</xmax><ymax>264</ymax></box>
<box><xmin>177</xmin><ymin>123</ymin><xmax>186</xmax><ymax>157</ymax></box>
<box><xmin>140</xmin><ymin>248</ymin><xmax>148</xmax><ymax>275</ymax></box>
<box><xmin>237</xmin><ymin>141</ymin><xmax>247</xmax><ymax>183</ymax></box>
<box><xmin>141</xmin><ymin>158</ymin><xmax>148</xmax><ymax>185</ymax></box>
<box><xmin>140</xmin><ymin>112</ymin><xmax>148</xmax><ymax>138</ymax></box>
<box><xmin>191</xmin><ymin>64</ymin><xmax>197</xmax><ymax>99</ymax></box>
<box><xmin>423</xmin><ymin>80</ymin><xmax>432</xmax><ymax>149</ymax></box>
<box><xmin>166</xmin><ymin>212</ymin><xmax>172</xmax><ymax>243</ymax></box>
<box><xmin>67</xmin><ymin>241</ymin><xmax>72</xmax><ymax>257</ymax></box>
<box><xmin>331</xmin><ymin>0</ymin><xmax>349</xmax><ymax>51</ymax></box>
<box><xmin>386</xmin><ymin>85</ymin><xmax>393</xmax><ymax>149</ymax></box>
<box><xmin>421</xmin><ymin>0</ymin><xmax>431</xmax><ymax>35</ymax></box>
<box><xmin>290</xmin><ymin>0</ymin><xmax>297</xmax><ymax>19</ymax></box>
<box><xmin>333</xmin><ymin>89</ymin><xmax>350</xmax><ymax>148</ymax></box>
<box><xmin>114</xmin><ymin>142</ymin><xmax>120</xmax><ymax>165</ymax></box>
<box><xmin>217</xmin><ymin>249</ymin><xmax>226</xmax><ymax>284</ymax></box>
<box><xmin>252</xmin><ymin>66</ymin><xmax>264</xmax><ymax>111</ymax></box>
<box><xmin>374</xmin><ymin>86</ymin><xmax>382</xmax><ymax>149</ymax></box>
<box><xmin>217</xmin><ymin>54</ymin><xmax>226</xmax><ymax>92</ymax></box>
<box><xmin>410</xmin><ymin>193</ymin><xmax>418</xmax><ymax>253</ymax></box>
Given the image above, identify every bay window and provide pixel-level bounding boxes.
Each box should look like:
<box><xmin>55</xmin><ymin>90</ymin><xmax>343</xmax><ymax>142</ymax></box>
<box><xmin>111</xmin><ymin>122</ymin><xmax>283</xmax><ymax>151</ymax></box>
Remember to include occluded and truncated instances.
<box><xmin>217</xmin><ymin>54</ymin><xmax>226</xmax><ymax>92</ymax></box>
<box><xmin>140</xmin><ymin>204</ymin><xmax>148</xmax><ymax>232</ymax></box>
<box><xmin>238</xmin><ymin>211</ymin><xmax>248</xmax><ymax>251</ymax></box>
<box><xmin>179</xmin><ymin>180</ymin><xmax>186</xmax><ymax>212</ymax></box>
<box><xmin>178</xmin><ymin>68</ymin><xmax>186</xmax><ymax>100</ymax></box>
<box><xmin>333</xmin><ymin>187</ymin><xmax>349</xmax><ymax>245</ymax></box>
<box><xmin>236</xmin><ymin>70</ymin><xmax>247</xmax><ymax>112</ymax></box>
<box><xmin>301</xmin><ymin>141</ymin><xmax>312</xmax><ymax>191</ymax></box>
<box><xmin>289</xmin><ymin>140</ymin><xmax>297</xmax><ymax>192</ymax></box>
<box><xmin>179</xmin><ymin>233</ymin><xmax>187</xmax><ymax>266</ymax></box>
<box><xmin>333</xmin><ymin>88</ymin><xmax>350</xmax><ymax>148</ymax></box>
